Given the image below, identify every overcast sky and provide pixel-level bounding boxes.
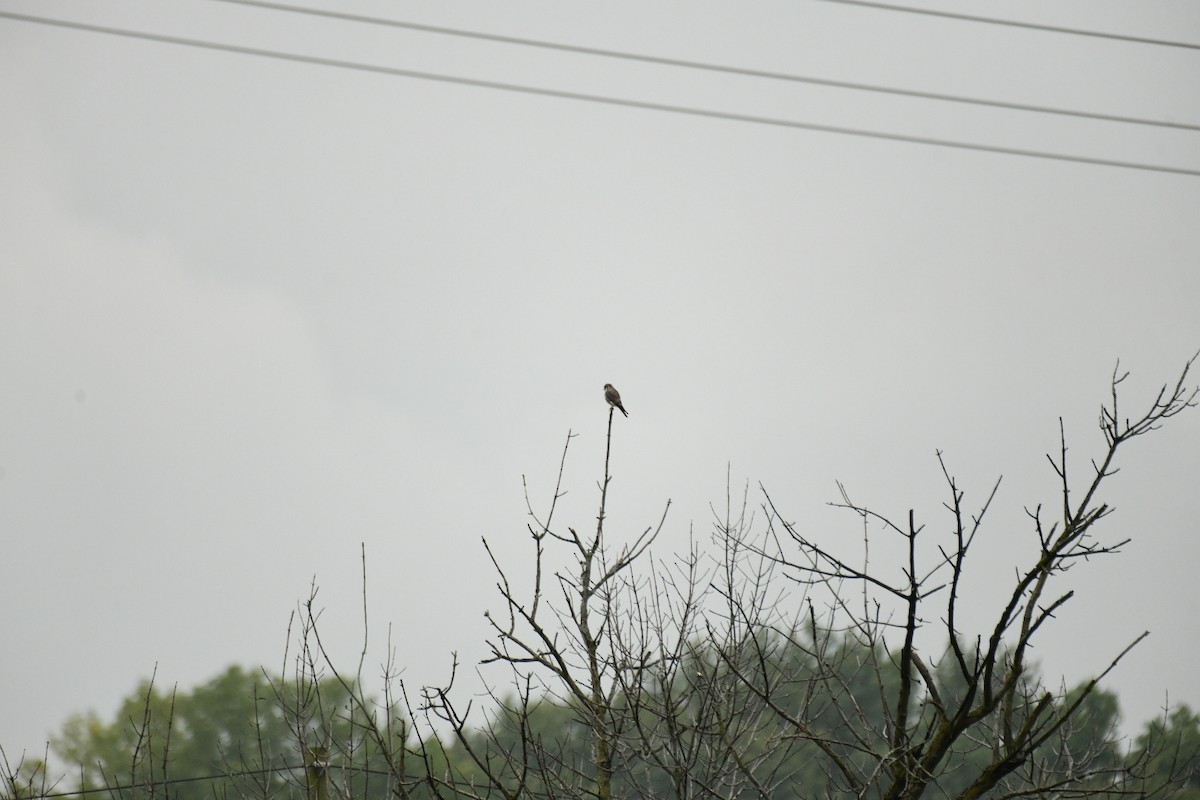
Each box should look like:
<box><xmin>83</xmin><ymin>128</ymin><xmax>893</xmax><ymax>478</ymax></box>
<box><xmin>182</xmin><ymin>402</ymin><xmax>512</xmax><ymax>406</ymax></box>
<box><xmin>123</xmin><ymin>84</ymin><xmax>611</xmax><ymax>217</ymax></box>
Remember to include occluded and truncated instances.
<box><xmin>2</xmin><ymin>0</ymin><xmax>1199</xmax><ymax>763</ymax></box>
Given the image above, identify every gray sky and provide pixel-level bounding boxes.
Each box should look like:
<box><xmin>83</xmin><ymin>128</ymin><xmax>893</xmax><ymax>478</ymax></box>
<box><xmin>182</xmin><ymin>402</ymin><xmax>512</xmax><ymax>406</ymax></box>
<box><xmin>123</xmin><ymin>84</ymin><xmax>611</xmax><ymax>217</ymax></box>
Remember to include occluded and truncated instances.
<box><xmin>2</xmin><ymin>0</ymin><xmax>1199</xmax><ymax>762</ymax></box>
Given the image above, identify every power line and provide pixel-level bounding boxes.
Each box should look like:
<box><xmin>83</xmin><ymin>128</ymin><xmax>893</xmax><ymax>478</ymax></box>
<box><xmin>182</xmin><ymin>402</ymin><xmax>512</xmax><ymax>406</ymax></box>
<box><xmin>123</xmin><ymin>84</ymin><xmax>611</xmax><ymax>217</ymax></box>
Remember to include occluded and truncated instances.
<box><xmin>2</xmin><ymin>10</ymin><xmax>1198</xmax><ymax>178</ymax></box>
<box><xmin>209</xmin><ymin>0</ymin><xmax>1200</xmax><ymax>133</ymax></box>
<box><xmin>809</xmin><ymin>0</ymin><xmax>1200</xmax><ymax>50</ymax></box>
<box><xmin>38</xmin><ymin>762</ymin><xmax>398</xmax><ymax>798</ymax></box>
<box><xmin>39</xmin><ymin>764</ymin><xmax>304</xmax><ymax>798</ymax></box>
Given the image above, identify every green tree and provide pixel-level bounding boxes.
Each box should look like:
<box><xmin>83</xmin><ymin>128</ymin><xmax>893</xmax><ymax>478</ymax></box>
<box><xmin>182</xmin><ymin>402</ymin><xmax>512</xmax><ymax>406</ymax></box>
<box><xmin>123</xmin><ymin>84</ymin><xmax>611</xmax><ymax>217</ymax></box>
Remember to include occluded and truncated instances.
<box><xmin>52</xmin><ymin>665</ymin><xmax>412</xmax><ymax>800</ymax></box>
<box><xmin>1126</xmin><ymin>705</ymin><xmax>1200</xmax><ymax>799</ymax></box>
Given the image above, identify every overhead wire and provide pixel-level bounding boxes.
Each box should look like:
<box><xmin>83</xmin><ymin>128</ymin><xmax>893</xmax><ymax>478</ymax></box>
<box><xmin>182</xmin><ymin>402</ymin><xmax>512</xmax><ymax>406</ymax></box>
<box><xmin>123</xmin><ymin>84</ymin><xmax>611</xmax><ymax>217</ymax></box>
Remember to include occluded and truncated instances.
<box><xmin>32</xmin><ymin>763</ymin><xmax>397</xmax><ymax>798</ymax></box>
<box><xmin>209</xmin><ymin>0</ymin><xmax>1200</xmax><ymax>133</ymax></box>
<box><xmin>808</xmin><ymin>0</ymin><xmax>1200</xmax><ymax>51</ymax></box>
<box><xmin>33</xmin><ymin>765</ymin><xmax>301</xmax><ymax>798</ymax></box>
<box><xmin>1</xmin><ymin>10</ymin><xmax>1197</xmax><ymax>178</ymax></box>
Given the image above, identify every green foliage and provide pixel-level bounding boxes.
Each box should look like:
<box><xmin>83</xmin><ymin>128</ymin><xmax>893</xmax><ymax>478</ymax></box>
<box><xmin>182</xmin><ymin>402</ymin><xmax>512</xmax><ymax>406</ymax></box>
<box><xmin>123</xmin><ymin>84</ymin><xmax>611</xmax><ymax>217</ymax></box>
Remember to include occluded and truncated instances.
<box><xmin>1127</xmin><ymin>704</ymin><xmax>1200</xmax><ymax>799</ymax></box>
<box><xmin>50</xmin><ymin>665</ymin><xmax>413</xmax><ymax>800</ymax></box>
<box><xmin>37</xmin><ymin>652</ymin><xmax>1200</xmax><ymax>800</ymax></box>
<box><xmin>434</xmin><ymin>634</ymin><xmax>1143</xmax><ymax>800</ymax></box>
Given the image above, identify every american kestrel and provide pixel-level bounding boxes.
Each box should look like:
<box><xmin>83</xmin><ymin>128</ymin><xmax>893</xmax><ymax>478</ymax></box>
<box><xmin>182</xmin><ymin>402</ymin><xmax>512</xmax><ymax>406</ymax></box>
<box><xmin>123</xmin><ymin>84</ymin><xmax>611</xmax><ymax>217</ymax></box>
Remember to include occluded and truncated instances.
<box><xmin>604</xmin><ymin>384</ymin><xmax>629</xmax><ymax>417</ymax></box>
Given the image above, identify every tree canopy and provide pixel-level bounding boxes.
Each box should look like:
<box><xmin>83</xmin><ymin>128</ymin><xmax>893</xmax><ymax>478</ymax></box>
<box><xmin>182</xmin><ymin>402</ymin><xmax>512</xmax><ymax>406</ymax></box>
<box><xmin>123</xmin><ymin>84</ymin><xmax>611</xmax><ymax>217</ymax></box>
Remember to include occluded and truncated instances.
<box><xmin>32</xmin><ymin>650</ymin><xmax>1200</xmax><ymax>800</ymax></box>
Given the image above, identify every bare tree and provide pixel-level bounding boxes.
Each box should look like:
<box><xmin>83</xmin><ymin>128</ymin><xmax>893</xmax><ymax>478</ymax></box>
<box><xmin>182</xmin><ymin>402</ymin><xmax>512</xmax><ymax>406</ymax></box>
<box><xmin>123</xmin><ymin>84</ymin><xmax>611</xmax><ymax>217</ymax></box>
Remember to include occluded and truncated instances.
<box><xmin>271</xmin><ymin>566</ymin><xmax>435</xmax><ymax>800</ymax></box>
<box><xmin>0</xmin><ymin>746</ymin><xmax>56</xmax><ymax>800</ymax></box>
<box><xmin>424</xmin><ymin>406</ymin><xmax>672</xmax><ymax>800</ymax></box>
<box><xmin>720</xmin><ymin>354</ymin><xmax>1199</xmax><ymax>799</ymax></box>
<box><xmin>22</xmin><ymin>357</ymin><xmax>1195</xmax><ymax>800</ymax></box>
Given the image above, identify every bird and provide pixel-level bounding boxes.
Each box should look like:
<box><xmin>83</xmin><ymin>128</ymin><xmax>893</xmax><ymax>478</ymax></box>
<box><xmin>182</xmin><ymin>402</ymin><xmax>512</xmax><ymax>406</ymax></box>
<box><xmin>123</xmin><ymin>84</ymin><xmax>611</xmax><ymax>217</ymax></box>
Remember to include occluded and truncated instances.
<box><xmin>604</xmin><ymin>384</ymin><xmax>629</xmax><ymax>417</ymax></box>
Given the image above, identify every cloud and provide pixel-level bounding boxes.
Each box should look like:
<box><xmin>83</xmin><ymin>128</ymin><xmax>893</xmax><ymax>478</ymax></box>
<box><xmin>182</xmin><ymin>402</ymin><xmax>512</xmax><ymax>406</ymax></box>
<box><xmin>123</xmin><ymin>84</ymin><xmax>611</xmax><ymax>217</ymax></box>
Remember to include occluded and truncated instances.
<box><xmin>0</xmin><ymin>109</ymin><xmax>463</xmax><ymax>752</ymax></box>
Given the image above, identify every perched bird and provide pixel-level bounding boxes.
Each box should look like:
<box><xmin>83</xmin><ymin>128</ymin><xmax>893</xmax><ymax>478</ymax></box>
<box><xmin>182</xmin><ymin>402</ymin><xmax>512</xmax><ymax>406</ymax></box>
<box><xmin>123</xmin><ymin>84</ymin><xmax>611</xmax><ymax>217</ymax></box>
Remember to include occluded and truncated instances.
<box><xmin>604</xmin><ymin>383</ymin><xmax>629</xmax><ymax>417</ymax></box>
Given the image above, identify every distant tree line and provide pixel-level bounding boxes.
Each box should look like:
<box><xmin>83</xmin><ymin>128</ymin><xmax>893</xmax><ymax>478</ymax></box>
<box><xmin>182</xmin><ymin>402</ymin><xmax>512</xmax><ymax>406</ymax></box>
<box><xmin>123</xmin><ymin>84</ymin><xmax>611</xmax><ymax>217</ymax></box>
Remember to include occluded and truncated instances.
<box><xmin>7</xmin><ymin>657</ymin><xmax>1200</xmax><ymax>800</ymax></box>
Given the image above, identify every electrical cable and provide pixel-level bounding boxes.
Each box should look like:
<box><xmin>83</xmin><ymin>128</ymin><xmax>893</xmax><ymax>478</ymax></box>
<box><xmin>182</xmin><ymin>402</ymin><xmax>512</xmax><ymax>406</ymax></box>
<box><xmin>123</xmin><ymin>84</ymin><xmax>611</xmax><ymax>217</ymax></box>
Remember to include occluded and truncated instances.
<box><xmin>32</xmin><ymin>763</ymin><xmax>399</xmax><ymax>798</ymax></box>
<box><xmin>208</xmin><ymin>0</ymin><xmax>1200</xmax><ymax>133</ymax></box>
<box><xmin>1</xmin><ymin>10</ymin><xmax>1197</xmax><ymax>178</ymax></box>
<box><xmin>808</xmin><ymin>0</ymin><xmax>1200</xmax><ymax>50</ymax></box>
